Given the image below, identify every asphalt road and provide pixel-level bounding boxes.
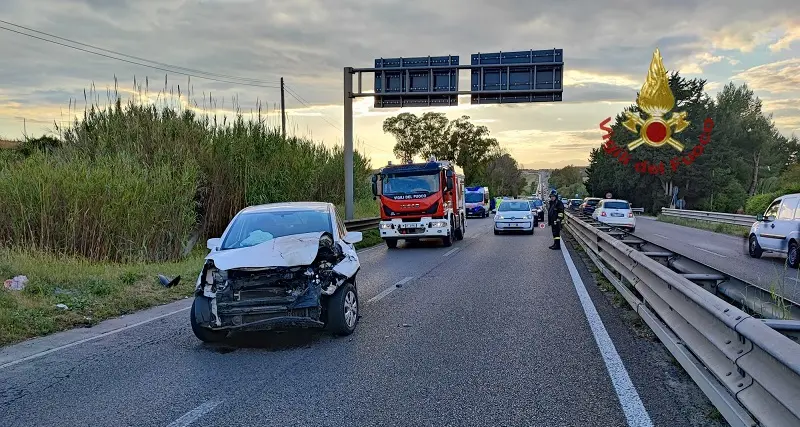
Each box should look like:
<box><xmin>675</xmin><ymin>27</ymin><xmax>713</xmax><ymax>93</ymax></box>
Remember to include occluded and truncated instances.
<box><xmin>0</xmin><ymin>218</ymin><xmax>723</xmax><ymax>427</ymax></box>
<box><xmin>633</xmin><ymin>216</ymin><xmax>800</xmax><ymax>303</ymax></box>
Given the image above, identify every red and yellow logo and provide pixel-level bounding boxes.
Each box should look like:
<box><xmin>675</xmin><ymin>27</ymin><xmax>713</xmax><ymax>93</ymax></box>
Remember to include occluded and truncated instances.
<box><xmin>599</xmin><ymin>49</ymin><xmax>714</xmax><ymax>175</ymax></box>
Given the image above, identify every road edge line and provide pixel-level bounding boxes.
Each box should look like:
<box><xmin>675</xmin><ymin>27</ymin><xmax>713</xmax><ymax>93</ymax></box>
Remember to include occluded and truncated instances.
<box><xmin>560</xmin><ymin>244</ymin><xmax>654</xmax><ymax>427</ymax></box>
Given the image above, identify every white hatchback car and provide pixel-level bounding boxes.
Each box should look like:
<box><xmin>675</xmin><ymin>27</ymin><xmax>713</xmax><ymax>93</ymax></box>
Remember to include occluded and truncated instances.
<box><xmin>191</xmin><ymin>202</ymin><xmax>363</xmax><ymax>343</ymax></box>
<box><xmin>748</xmin><ymin>193</ymin><xmax>800</xmax><ymax>268</ymax></box>
<box><xmin>494</xmin><ymin>199</ymin><xmax>535</xmax><ymax>235</ymax></box>
<box><xmin>592</xmin><ymin>199</ymin><xmax>636</xmax><ymax>231</ymax></box>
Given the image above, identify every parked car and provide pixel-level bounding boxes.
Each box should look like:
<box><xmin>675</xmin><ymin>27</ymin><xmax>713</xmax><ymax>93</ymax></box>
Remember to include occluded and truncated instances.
<box><xmin>529</xmin><ymin>198</ymin><xmax>545</xmax><ymax>222</ymax></box>
<box><xmin>581</xmin><ymin>197</ymin><xmax>602</xmax><ymax>215</ymax></box>
<box><xmin>494</xmin><ymin>199</ymin><xmax>535</xmax><ymax>235</ymax></box>
<box><xmin>568</xmin><ymin>199</ymin><xmax>582</xmax><ymax>210</ymax></box>
<box><xmin>748</xmin><ymin>193</ymin><xmax>800</xmax><ymax>268</ymax></box>
<box><xmin>591</xmin><ymin>199</ymin><xmax>636</xmax><ymax>231</ymax></box>
<box><xmin>191</xmin><ymin>202</ymin><xmax>363</xmax><ymax>343</ymax></box>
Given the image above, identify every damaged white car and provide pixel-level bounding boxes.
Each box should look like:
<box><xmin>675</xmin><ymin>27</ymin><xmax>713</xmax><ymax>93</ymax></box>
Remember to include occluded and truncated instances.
<box><xmin>190</xmin><ymin>202</ymin><xmax>363</xmax><ymax>343</ymax></box>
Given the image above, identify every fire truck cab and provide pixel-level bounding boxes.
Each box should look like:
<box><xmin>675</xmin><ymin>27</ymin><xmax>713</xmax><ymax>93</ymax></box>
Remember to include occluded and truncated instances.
<box><xmin>371</xmin><ymin>158</ymin><xmax>466</xmax><ymax>248</ymax></box>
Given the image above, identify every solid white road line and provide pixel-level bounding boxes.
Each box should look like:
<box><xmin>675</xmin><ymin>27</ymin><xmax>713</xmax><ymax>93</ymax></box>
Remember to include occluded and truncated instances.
<box><xmin>653</xmin><ymin>233</ymin><xmax>670</xmax><ymax>240</ymax></box>
<box><xmin>560</xmin><ymin>245</ymin><xmax>653</xmax><ymax>427</ymax></box>
<box><xmin>0</xmin><ymin>306</ymin><xmax>190</xmax><ymax>371</ymax></box>
<box><xmin>367</xmin><ymin>276</ymin><xmax>414</xmax><ymax>303</ymax></box>
<box><xmin>166</xmin><ymin>399</ymin><xmax>223</xmax><ymax>427</ymax></box>
<box><xmin>443</xmin><ymin>247</ymin><xmax>460</xmax><ymax>257</ymax></box>
<box><xmin>693</xmin><ymin>246</ymin><xmax>727</xmax><ymax>258</ymax></box>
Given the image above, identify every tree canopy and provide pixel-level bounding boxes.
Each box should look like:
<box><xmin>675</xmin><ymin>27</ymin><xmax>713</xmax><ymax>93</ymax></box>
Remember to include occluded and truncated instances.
<box><xmin>382</xmin><ymin>112</ymin><xmax>519</xmax><ymax>189</ymax></box>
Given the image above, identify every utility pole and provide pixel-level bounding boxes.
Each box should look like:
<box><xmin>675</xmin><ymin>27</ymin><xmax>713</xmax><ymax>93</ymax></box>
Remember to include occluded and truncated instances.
<box><xmin>280</xmin><ymin>77</ymin><xmax>286</xmax><ymax>139</ymax></box>
<box><xmin>343</xmin><ymin>67</ymin><xmax>354</xmax><ymax>220</ymax></box>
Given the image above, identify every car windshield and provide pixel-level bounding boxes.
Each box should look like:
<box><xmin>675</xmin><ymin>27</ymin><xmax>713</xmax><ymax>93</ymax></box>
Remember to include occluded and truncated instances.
<box><xmin>498</xmin><ymin>201</ymin><xmax>530</xmax><ymax>211</ymax></box>
<box><xmin>586</xmin><ymin>199</ymin><xmax>600</xmax><ymax>206</ymax></box>
<box><xmin>382</xmin><ymin>173</ymin><xmax>439</xmax><ymax>195</ymax></box>
<box><xmin>465</xmin><ymin>192</ymin><xmax>484</xmax><ymax>203</ymax></box>
<box><xmin>220</xmin><ymin>209</ymin><xmax>333</xmax><ymax>250</ymax></box>
<box><xmin>603</xmin><ymin>201</ymin><xmax>630</xmax><ymax>209</ymax></box>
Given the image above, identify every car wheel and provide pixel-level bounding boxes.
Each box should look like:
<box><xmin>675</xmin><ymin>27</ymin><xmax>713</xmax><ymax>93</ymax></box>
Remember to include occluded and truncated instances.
<box><xmin>326</xmin><ymin>281</ymin><xmax>359</xmax><ymax>336</ymax></box>
<box><xmin>385</xmin><ymin>238</ymin><xmax>398</xmax><ymax>249</ymax></box>
<box><xmin>190</xmin><ymin>297</ymin><xmax>228</xmax><ymax>343</ymax></box>
<box><xmin>788</xmin><ymin>241</ymin><xmax>799</xmax><ymax>269</ymax></box>
<box><xmin>748</xmin><ymin>235</ymin><xmax>763</xmax><ymax>259</ymax></box>
<box><xmin>629</xmin><ymin>226</ymin><xmax>635</xmax><ymax>233</ymax></box>
<box><xmin>494</xmin><ymin>229</ymin><xmax>500</xmax><ymax>235</ymax></box>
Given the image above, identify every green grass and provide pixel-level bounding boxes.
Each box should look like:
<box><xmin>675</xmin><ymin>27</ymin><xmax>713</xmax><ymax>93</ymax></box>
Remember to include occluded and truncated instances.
<box><xmin>354</xmin><ymin>228</ymin><xmax>382</xmax><ymax>250</ymax></box>
<box><xmin>0</xmin><ymin>247</ymin><xmax>205</xmax><ymax>347</ymax></box>
<box><xmin>657</xmin><ymin>214</ymin><xmax>750</xmax><ymax>238</ymax></box>
<box><xmin>337</xmin><ymin>198</ymin><xmax>380</xmax><ymax>220</ymax></box>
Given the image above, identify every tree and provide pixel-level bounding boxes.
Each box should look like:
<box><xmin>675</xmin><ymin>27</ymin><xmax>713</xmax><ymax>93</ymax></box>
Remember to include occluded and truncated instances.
<box><xmin>382</xmin><ymin>112</ymin><xmax>423</xmax><ymax>163</ymax></box>
<box><xmin>484</xmin><ymin>150</ymin><xmax>526</xmax><ymax>196</ymax></box>
<box><xmin>382</xmin><ymin>113</ymin><xmax>499</xmax><ymax>183</ymax></box>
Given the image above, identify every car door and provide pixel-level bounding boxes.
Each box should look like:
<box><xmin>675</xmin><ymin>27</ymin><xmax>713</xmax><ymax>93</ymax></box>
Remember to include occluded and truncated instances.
<box><xmin>758</xmin><ymin>199</ymin><xmax>784</xmax><ymax>250</ymax></box>
<box><xmin>773</xmin><ymin>196</ymin><xmax>799</xmax><ymax>253</ymax></box>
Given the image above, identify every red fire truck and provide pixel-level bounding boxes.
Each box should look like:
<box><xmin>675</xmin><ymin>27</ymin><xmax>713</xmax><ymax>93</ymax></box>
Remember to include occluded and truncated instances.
<box><xmin>371</xmin><ymin>158</ymin><xmax>466</xmax><ymax>248</ymax></box>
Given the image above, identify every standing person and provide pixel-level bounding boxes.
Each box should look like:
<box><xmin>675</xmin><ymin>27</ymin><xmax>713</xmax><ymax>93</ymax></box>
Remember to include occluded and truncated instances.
<box><xmin>548</xmin><ymin>190</ymin><xmax>565</xmax><ymax>250</ymax></box>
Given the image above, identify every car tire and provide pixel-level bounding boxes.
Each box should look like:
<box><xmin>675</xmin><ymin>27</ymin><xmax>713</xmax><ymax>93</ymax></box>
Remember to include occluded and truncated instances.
<box><xmin>326</xmin><ymin>281</ymin><xmax>359</xmax><ymax>336</ymax></box>
<box><xmin>385</xmin><ymin>238</ymin><xmax>398</xmax><ymax>249</ymax></box>
<box><xmin>788</xmin><ymin>241</ymin><xmax>799</xmax><ymax>269</ymax></box>
<box><xmin>190</xmin><ymin>297</ymin><xmax>228</xmax><ymax>343</ymax></box>
<box><xmin>748</xmin><ymin>235</ymin><xmax>763</xmax><ymax>259</ymax></box>
<box><xmin>527</xmin><ymin>229</ymin><xmax>534</xmax><ymax>235</ymax></box>
<box><xmin>629</xmin><ymin>226</ymin><xmax>635</xmax><ymax>233</ymax></box>
<box><xmin>494</xmin><ymin>229</ymin><xmax>500</xmax><ymax>235</ymax></box>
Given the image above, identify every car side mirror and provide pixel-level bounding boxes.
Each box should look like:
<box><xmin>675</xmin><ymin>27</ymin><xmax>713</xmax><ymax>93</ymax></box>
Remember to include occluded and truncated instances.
<box><xmin>206</xmin><ymin>237</ymin><xmax>222</xmax><ymax>251</ymax></box>
<box><xmin>342</xmin><ymin>231</ymin><xmax>363</xmax><ymax>244</ymax></box>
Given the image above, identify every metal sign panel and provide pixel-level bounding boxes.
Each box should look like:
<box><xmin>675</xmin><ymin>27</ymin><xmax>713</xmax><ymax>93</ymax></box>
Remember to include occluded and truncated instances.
<box><xmin>470</xmin><ymin>49</ymin><xmax>563</xmax><ymax>104</ymax></box>
<box><xmin>373</xmin><ymin>55</ymin><xmax>459</xmax><ymax>108</ymax></box>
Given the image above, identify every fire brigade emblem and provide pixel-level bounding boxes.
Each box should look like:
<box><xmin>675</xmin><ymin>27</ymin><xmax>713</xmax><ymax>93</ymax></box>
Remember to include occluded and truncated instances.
<box><xmin>622</xmin><ymin>48</ymin><xmax>689</xmax><ymax>152</ymax></box>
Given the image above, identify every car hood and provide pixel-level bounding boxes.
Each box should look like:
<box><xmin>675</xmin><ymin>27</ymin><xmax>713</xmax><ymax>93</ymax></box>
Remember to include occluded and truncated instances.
<box><xmin>206</xmin><ymin>231</ymin><xmax>329</xmax><ymax>271</ymax></box>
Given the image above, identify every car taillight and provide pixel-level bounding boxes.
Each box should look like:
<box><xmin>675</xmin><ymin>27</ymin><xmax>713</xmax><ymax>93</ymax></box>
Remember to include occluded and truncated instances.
<box><xmin>601</xmin><ymin>212</ymin><xmax>606</xmax><ymax>216</ymax></box>
<box><xmin>628</xmin><ymin>212</ymin><xmax>633</xmax><ymax>218</ymax></box>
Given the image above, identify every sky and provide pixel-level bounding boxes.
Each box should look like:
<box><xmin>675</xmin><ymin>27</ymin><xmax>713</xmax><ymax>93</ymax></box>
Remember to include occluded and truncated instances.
<box><xmin>1</xmin><ymin>0</ymin><xmax>799</xmax><ymax>170</ymax></box>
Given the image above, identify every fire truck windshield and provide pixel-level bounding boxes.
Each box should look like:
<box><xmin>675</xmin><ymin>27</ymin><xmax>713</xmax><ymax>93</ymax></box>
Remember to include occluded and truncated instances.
<box><xmin>382</xmin><ymin>173</ymin><xmax>440</xmax><ymax>195</ymax></box>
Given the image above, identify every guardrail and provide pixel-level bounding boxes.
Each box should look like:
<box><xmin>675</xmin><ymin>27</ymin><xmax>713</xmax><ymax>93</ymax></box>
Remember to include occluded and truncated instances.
<box><xmin>344</xmin><ymin>217</ymin><xmax>380</xmax><ymax>231</ymax></box>
<box><xmin>632</xmin><ymin>207</ymin><xmax>644</xmax><ymax>214</ymax></box>
<box><xmin>564</xmin><ymin>211</ymin><xmax>800</xmax><ymax>427</ymax></box>
<box><xmin>662</xmin><ymin>208</ymin><xmax>756</xmax><ymax>227</ymax></box>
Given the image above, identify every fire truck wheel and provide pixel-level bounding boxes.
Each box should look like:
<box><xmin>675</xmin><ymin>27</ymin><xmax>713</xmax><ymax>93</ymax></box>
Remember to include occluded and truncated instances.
<box><xmin>385</xmin><ymin>238</ymin><xmax>398</xmax><ymax>249</ymax></box>
<box><xmin>442</xmin><ymin>224</ymin><xmax>454</xmax><ymax>247</ymax></box>
<box><xmin>454</xmin><ymin>217</ymin><xmax>465</xmax><ymax>240</ymax></box>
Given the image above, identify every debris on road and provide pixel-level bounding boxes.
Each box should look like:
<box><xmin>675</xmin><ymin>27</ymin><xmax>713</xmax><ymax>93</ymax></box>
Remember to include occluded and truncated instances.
<box><xmin>157</xmin><ymin>274</ymin><xmax>181</xmax><ymax>288</ymax></box>
<box><xmin>400</xmin><ymin>323</ymin><xmax>411</xmax><ymax>328</ymax></box>
<box><xmin>3</xmin><ymin>275</ymin><xmax>28</xmax><ymax>291</ymax></box>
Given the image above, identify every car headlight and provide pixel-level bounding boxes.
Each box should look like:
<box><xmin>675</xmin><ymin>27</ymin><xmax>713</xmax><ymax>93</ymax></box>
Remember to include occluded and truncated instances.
<box><xmin>430</xmin><ymin>220</ymin><xmax>449</xmax><ymax>227</ymax></box>
<box><xmin>379</xmin><ymin>223</ymin><xmax>393</xmax><ymax>229</ymax></box>
<box><xmin>525</xmin><ymin>214</ymin><xmax>532</xmax><ymax>219</ymax></box>
<box><xmin>495</xmin><ymin>215</ymin><xmax>504</xmax><ymax>220</ymax></box>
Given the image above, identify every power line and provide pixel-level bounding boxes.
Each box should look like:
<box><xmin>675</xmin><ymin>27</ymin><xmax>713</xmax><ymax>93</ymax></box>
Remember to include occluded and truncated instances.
<box><xmin>0</xmin><ymin>24</ymin><xmax>280</xmax><ymax>89</ymax></box>
<box><xmin>284</xmin><ymin>84</ymin><xmax>392</xmax><ymax>154</ymax></box>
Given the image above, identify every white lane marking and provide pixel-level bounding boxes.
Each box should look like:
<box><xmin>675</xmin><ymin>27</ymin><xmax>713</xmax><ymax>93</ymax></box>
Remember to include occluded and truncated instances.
<box><xmin>692</xmin><ymin>246</ymin><xmax>727</xmax><ymax>258</ymax></box>
<box><xmin>443</xmin><ymin>247</ymin><xmax>460</xmax><ymax>257</ymax></box>
<box><xmin>560</xmin><ymin>246</ymin><xmax>653</xmax><ymax>427</ymax></box>
<box><xmin>367</xmin><ymin>276</ymin><xmax>413</xmax><ymax>303</ymax></box>
<box><xmin>653</xmin><ymin>233</ymin><xmax>670</xmax><ymax>240</ymax></box>
<box><xmin>0</xmin><ymin>306</ymin><xmax>190</xmax><ymax>370</ymax></box>
<box><xmin>166</xmin><ymin>399</ymin><xmax>223</xmax><ymax>427</ymax></box>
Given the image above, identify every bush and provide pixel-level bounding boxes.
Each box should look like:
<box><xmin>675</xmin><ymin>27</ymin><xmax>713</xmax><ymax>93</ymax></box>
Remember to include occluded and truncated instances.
<box><xmin>745</xmin><ymin>193</ymin><xmax>774</xmax><ymax>215</ymax></box>
<box><xmin>0</xmin><ymin>152</ymin><xmax>198</xmax><ymax>262</ymax></box>
<box><xmin>0</xmin><ymin>84</ymin><xmax>374</xmax><ymax>262</ymax></box>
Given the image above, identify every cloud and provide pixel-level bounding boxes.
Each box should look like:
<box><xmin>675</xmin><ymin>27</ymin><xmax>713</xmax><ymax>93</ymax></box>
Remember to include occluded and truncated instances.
<box><xmin>2</xmin><ymin>0</ymin><xmax>800</xmax><ymax>168</ymax></box>
<box><xmin>732</xmin><ymin>59</ymin><xmax>800</xmax><ymax>94</ymax></box>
